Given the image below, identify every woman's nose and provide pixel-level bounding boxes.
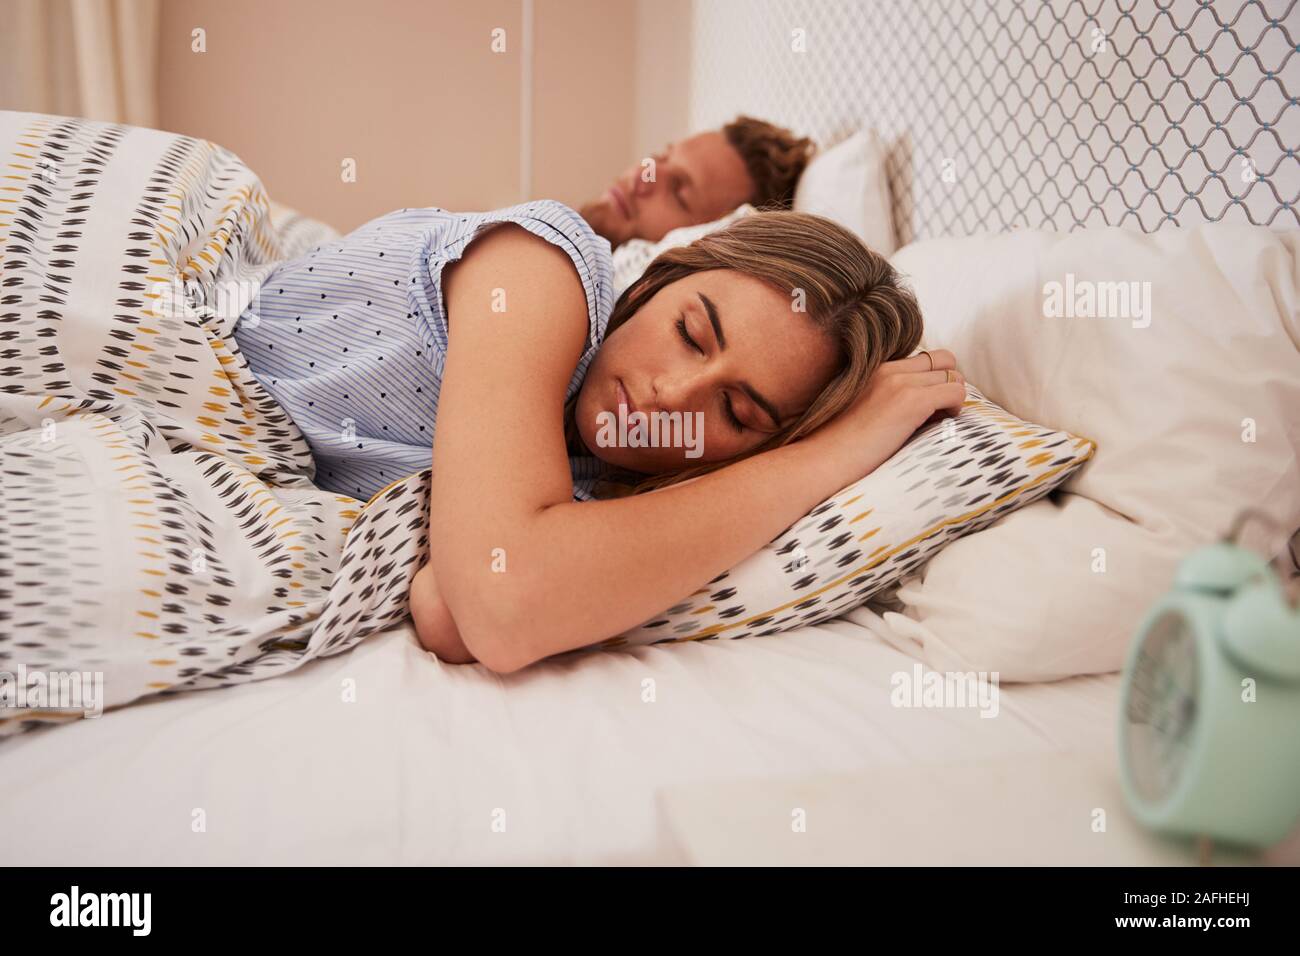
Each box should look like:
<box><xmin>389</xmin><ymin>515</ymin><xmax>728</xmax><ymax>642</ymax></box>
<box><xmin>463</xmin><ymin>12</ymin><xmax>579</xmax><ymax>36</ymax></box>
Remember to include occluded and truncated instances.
<box><xmin>651</xmin><ymin>370</ymin><xmax>706</xmax><ymax>414</ymax></box>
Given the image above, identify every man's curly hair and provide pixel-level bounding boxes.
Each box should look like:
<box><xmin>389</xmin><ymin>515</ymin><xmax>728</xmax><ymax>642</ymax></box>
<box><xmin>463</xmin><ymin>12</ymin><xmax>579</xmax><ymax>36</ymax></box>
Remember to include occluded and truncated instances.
<box><xmin>723</xmin><ymin>115</ymin><xmax>816</xmax><ymax>210</ymax></box>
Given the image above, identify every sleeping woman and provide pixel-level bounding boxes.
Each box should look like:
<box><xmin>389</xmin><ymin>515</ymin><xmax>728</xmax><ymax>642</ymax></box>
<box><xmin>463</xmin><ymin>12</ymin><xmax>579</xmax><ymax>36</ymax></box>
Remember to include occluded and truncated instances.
<box><xmin>231</xmin><ymin>201</ymin><xmax>964</xmax><ymax>672</ymax></box>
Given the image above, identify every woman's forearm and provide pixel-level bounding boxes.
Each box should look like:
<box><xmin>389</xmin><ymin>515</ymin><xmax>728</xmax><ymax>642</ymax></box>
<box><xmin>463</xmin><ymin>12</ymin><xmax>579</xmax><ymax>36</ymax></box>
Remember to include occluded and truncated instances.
<box><xmin>455</xmin><ymin>431</ymin><xmax>880</xmax><ymax>671</ymax></box>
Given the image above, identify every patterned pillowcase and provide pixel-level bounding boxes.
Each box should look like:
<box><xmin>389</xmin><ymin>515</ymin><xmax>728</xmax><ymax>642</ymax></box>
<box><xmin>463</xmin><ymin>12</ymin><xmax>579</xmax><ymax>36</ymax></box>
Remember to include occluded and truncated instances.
<box><xmin>600</xmin><ymin>384</ymin><xmax>1096</xmax><ymax>649</ymax></box>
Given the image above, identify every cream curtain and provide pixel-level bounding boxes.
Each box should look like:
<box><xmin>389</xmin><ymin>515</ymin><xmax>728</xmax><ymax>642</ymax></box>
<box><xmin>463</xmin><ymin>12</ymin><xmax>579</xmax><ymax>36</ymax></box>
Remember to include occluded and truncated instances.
<box><xmin>0</xmin><ymin>0</ymin><xmax>160</xmax><ymax>127</ymax></box>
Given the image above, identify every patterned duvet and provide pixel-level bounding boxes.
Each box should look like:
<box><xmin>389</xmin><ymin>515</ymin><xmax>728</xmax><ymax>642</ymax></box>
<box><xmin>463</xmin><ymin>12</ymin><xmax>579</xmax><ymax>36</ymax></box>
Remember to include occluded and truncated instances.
<box><xmin>0</xmin><ymin>111</ymin><xmax>436</xmax><ymax>736</ymax></box>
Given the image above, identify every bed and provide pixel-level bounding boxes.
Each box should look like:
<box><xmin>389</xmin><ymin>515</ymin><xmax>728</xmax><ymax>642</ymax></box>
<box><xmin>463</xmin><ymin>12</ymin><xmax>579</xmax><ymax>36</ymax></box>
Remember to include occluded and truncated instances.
<box><xmin>2</xmin><ymin>0</ymin><xmax>1297</xmax><ymax>866</ymax></box>
<box><xmin>0</xmin><ymin>604</ymin><xmax>1124</xmax><ymax>865</ymax></box>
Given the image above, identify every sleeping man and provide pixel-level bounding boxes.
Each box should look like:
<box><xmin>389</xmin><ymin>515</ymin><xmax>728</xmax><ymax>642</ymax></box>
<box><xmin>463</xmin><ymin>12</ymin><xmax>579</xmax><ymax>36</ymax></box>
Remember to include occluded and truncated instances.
<box><xmin>575</xmin><ymin>115</ymin><xmax>816</xmax><ymax>250</ymax></box>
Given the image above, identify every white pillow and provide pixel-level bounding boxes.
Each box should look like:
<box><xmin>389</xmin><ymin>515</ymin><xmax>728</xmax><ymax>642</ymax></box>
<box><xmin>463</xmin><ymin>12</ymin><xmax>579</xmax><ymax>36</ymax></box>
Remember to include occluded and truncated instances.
<box><xmin>874</xmin><ymin>224</ymin><xmax>1300</xmax><ymax>682</ymax></box>
<box><xmin>611</xmin><ymin>204</ymin><xmax>756</xmax><ymax>297</ymax></box>
<box><xmin>794</xmin><ymin>129</ymin><xmax>896</xmax><ymax>255</ymax></box>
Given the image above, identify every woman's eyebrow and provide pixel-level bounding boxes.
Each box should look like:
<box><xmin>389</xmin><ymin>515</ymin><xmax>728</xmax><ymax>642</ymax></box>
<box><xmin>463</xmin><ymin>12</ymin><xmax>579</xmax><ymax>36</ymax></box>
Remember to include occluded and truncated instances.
<box><xmin>698</xmin><ymin>292</ymin><xmax>725</xmax><ymax>347</ymax></box>
<box><xmin>697</xmin><ymin>292</ymin><xmax>783</xmax><ymax>427</ymax></box>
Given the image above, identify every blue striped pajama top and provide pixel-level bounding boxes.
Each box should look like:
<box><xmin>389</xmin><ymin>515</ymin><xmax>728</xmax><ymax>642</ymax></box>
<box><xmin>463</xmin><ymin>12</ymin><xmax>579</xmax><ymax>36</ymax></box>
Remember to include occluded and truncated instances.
<box><xmin>232</xmin><ymin>200</ymin><xmax>616</xmax><ymax>503</ymax></box>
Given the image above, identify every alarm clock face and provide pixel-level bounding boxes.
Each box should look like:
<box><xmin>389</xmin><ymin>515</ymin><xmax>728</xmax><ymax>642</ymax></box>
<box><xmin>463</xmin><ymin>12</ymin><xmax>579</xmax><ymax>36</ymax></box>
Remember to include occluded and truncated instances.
<box><xmin>1124</xmin><ymin>609</ymin><xmax>1200</xmax><ymax>804</ymax></box>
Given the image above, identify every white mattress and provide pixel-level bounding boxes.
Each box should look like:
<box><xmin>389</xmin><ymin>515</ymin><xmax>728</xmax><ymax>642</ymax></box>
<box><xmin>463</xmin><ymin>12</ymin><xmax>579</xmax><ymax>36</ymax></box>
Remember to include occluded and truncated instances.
<box><xmin>0</xmin><ymin>607</ymin><xmax>1122</xmax><ymax>865</ymax></box>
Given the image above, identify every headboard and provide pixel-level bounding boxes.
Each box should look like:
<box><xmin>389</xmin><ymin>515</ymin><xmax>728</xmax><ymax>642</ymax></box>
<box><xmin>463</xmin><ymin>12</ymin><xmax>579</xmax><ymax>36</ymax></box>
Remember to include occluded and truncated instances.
<box><xmin>688</xmin><ymin>0</ymin><xmax>1298</xmax><ymax>245</ymax></box>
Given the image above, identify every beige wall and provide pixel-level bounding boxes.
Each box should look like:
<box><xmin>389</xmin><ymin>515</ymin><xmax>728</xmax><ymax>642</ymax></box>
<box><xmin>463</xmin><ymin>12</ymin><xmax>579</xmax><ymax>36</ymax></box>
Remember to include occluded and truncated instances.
<box><xmin>533</xmin><ymin>0</ymin><xmax>635</xmax><ymax>210</ymax></box>
<box><xmin>157</xmin><ymin>0</ymin><xmax>523</xmax><ymax>231</ymax></box>
<box><xmin>155</xmin><ymin>0</ymin><xmax>651</xmax><ymax>232</ymax></box>
<box><xmin>0</xmin><ymin>0</ymin><xmax>693</xmax><ymax>232</ymax></box>
<box><xmin>633</xmin><ymin>0</ymin><xmax>692</xmax><ymax>159</ymax></box>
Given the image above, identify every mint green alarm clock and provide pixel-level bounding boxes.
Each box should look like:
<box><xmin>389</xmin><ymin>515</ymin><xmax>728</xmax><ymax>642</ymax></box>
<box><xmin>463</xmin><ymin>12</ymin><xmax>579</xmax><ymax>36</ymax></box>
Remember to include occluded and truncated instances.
<box><xmin>1119</xmin><ymin>509</ymin><xmax>1300</xmax><ymax>848</ymax></box>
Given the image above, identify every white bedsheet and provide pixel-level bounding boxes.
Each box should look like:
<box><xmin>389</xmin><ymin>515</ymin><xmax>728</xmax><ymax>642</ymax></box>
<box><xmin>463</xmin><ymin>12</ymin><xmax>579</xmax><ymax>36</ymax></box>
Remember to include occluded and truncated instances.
<box><xmin>0</xmin><ymin>611</ymin><xmax>1122</xmax><ymax>865</ymax></box>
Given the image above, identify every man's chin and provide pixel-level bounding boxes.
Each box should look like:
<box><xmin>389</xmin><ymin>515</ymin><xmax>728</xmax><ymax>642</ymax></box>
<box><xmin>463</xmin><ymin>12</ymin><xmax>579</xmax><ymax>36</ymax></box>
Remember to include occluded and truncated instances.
<box><xmin>577</xmin><ymin>200</ymin><xmax>627</xmax><ymax>248</ymax></box>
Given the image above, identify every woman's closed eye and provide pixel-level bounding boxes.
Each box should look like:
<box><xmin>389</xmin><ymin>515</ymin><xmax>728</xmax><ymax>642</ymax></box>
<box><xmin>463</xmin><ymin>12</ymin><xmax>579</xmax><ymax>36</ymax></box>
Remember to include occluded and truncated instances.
<box><xmin>676</xmin><ymin>315</ymin><xmax>747</xmax><ymax>434</ymax></box>
<box><xmin>675</xmin><ymin>314</ymin><xmax>703</xmax><ymax>354</ymax></box>
<box><xmin>721</xmin><ymin>394</ymin><xmax>746</xmax><ymax>433</ymax></box>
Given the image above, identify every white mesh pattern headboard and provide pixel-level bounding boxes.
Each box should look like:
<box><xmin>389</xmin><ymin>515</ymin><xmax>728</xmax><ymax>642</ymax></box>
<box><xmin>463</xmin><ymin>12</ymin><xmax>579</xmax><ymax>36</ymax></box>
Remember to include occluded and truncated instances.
<box><xmin>689</xmin><ymin>0</ymin><xmax>1298</xmax><ymax>245</ymax></box>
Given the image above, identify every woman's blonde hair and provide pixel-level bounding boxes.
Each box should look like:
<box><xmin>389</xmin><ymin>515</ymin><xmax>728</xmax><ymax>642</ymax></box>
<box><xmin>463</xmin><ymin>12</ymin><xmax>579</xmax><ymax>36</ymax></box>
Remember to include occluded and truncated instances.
<box><xmin>565</xmin><ymin>210</ymin><xmax>924</xmax><ymax>497</ymax></box>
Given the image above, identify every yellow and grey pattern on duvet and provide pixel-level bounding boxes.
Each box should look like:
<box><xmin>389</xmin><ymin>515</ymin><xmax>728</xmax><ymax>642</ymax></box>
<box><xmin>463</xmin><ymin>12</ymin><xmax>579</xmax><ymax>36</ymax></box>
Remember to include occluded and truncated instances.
<box><xmin>0</xmin><ymin>112</ymin><xmax>429</xmax><ymax>736</ymax></box>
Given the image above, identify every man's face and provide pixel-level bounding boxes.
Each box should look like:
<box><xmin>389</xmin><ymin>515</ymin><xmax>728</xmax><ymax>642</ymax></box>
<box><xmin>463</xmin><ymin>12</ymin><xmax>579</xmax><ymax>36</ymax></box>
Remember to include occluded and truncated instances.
<box><xmin>579</xmin><ymin>131</ymin><xmax>755</xmax><ymax>249</ymax></box>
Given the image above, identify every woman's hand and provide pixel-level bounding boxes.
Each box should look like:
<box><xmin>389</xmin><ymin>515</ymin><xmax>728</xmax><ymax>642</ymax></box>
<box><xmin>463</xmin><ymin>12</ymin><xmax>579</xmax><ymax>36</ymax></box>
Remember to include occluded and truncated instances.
<box><xmin>805</xmin><ymin>348</ymin><xmax>966</xmax><ymax>478</ymax></box>
<box><xmin>409</xmin><ymin>561</ymin><xmax>478</xmax><ymax>664</ymax></box>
